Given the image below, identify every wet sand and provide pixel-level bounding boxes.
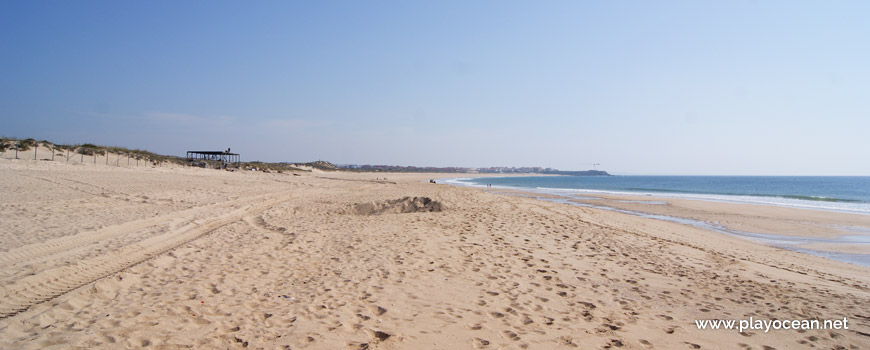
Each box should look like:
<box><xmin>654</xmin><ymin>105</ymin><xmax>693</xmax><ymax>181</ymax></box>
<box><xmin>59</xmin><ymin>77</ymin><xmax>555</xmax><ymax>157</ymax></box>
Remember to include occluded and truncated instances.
<box><xmin>565</xmin><ymin>193</ymin><xmax>870</xmax><ymax>257</ymax></box>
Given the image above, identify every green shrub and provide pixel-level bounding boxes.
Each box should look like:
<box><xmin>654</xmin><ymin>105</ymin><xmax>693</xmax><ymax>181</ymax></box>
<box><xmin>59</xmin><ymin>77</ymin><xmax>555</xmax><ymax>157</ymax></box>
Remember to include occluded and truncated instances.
<box><xmin>77</xmin><ymin>145</ymin><xmax>99</xmax><ymax>156</ymax></box>
<box><xmin>16</xmin><ymin>139</ymin><xmax>36</xmax><ymax>152</ymax></box>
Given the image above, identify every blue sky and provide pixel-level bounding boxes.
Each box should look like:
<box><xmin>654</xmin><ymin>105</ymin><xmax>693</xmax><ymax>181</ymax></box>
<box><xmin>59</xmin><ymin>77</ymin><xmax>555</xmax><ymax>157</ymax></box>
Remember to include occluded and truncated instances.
<box><xmin>1</xmin><ymin>1</ymin><xmax>868</xmax><ymax>175</ymax></box>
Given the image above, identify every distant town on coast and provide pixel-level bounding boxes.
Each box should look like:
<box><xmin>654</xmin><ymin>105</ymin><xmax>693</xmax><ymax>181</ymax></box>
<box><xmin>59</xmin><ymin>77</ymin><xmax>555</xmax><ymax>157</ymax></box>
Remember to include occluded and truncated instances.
<box><xmin>336</xmin><ymin>163</ymin><xmax>611</xmax><ymax>175</ymax></box>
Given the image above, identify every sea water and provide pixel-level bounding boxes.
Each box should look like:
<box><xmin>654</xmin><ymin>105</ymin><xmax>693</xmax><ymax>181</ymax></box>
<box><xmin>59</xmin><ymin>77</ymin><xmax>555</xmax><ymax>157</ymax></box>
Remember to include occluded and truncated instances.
<box><xmin>446</xmin><ymin>176</ymin><xmax>870</xmax><ymax>215</ymax></box>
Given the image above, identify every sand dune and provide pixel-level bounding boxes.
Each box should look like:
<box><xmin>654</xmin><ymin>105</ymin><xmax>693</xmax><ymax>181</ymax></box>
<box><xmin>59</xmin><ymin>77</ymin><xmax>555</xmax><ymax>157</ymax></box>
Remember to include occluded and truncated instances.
<box><xmin>1</xmin><ymin>158</ymin><xmax>868</xmax><ymax>349</ymax></box>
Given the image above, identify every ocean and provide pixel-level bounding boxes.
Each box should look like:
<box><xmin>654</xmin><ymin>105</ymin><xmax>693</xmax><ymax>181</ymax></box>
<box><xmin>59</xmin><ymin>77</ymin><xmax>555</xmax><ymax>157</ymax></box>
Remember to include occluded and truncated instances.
<box><xmin>445</xmin><ymin>176</ymin><xmax>870</xmax><ymax>215</ymax></box>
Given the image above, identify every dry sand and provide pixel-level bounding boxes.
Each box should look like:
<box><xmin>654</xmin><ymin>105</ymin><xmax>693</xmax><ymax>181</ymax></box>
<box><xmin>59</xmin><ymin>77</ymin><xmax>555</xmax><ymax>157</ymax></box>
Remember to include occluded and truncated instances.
<box><xmin>1</xmin><ymin>157</ymin><xmax>869</xmax><ymax>349</ymax></box>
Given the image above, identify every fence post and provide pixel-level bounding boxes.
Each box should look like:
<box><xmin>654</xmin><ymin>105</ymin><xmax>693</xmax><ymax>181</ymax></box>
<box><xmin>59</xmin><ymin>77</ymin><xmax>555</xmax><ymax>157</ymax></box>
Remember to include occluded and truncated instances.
<box><xmin>34</xmin><ymin>143</ymin><xmax>38</xmax><ymax>160</ymax></box>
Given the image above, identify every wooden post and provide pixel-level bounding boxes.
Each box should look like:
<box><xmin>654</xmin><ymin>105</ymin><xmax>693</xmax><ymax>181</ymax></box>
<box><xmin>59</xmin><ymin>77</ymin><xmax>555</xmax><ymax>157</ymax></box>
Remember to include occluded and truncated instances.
<box><xmin>34</xmin><ymin>143</ymin><xmax>38</xmax><ymax>160</ymax></box>
<box><xmin>51</xmin><ymin>145</ymin><xmax>55</xmax><ymax>161</ymax></box>
<box><xmin>106</xmin><ymin>150</ymin><xmax>109</xmax><ymax>165</ymax></box>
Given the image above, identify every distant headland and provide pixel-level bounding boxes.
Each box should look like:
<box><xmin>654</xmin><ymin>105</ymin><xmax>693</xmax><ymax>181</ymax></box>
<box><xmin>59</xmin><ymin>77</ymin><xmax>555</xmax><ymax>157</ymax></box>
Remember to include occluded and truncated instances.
<box><xmin>335</xmin><ymin>163</ymin><xmax>610</xmax><ymax>176</ymax></box>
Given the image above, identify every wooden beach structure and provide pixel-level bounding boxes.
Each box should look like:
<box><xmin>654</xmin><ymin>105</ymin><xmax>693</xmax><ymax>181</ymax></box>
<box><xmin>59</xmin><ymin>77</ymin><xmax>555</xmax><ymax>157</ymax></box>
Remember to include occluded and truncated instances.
<box><xmin>186</xmin><ymin>150</ymin><xmax>240</xmax><ymax>164</ymax></box>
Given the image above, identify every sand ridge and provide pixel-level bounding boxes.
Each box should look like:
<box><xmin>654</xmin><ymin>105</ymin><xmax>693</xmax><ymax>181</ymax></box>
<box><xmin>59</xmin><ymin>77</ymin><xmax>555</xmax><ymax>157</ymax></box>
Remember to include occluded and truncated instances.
<box><xmin>0</xmin><ymin>158</ymin><xmax>869</xmax><ymax>349</ymax></box>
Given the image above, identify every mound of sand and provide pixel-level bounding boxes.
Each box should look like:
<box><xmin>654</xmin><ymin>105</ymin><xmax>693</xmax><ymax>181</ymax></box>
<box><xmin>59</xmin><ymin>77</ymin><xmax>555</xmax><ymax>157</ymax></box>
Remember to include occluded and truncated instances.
<box><xmin>351</xmin><ymin>196</ymin><xmax>443</xmax><ymax>215</ymax></box>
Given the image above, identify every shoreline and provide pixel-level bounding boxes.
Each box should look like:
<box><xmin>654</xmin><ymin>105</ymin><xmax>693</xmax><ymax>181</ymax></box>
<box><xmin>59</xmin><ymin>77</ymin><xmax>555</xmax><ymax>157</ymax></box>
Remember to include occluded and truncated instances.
<box><xmin>442</xmin><ymin>176</ymin><xmax>870</xmax><ymax>267</ymax></box>
<box><xmin>443</xmin><ymin>176</ymin><xmax>870</xmax><ymax>215</ymax></box>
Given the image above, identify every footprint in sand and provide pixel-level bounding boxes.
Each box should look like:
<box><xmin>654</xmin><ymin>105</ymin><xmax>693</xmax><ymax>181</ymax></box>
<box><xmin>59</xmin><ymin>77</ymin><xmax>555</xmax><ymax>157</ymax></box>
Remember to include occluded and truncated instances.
<box><xmin>501</xmin><ymin>330</ymin><xmax>521</xmax><ymax>341</ymax></box>
<box><xmin>556</xmin><ymin>336</ymin><xmax>578</xmax><ymax>347</ymax></box>
<box><xmin>367</xmin><ymin>305</ymin><xmax>387</xmax><ymax>316</ymax></box>
<box><xmin>472</xmin><ymin>337</ymin><xmax>491</xmax><ymax>348</ymax></box>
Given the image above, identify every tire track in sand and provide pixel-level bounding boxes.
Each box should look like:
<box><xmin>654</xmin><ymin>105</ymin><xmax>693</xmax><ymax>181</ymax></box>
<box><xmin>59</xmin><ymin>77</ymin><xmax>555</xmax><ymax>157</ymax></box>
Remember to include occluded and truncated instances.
<box><xmin>0</xmin><ymin>193</ymin><xmax>296</xmax><ymax>318</ymax></box>
<box><xmin>0</xmin><ymin>192</ymin><xmax>275</xmax><ymax>268</ymax></box>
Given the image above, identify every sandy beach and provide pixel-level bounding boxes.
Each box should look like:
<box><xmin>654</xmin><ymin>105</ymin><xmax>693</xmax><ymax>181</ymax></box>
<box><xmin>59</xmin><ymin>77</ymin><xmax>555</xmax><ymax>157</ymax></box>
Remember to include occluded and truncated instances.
<box><xmin>1</xmin><ymin>157</ymin><xmax>869</xmax><ymax>349</ymax></box>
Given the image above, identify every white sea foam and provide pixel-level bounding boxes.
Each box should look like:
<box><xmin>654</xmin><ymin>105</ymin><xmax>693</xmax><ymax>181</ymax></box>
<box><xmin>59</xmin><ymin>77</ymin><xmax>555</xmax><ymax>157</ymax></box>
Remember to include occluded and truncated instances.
<box><xmin>440</xmin><ymin>177</ymin><xmax>487</xmax><ymax>188</ymax></box>
<box><xmin>617</xmin><ymin>200</ymin><xmax>667</xmax><ymax>205</ymax></box>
